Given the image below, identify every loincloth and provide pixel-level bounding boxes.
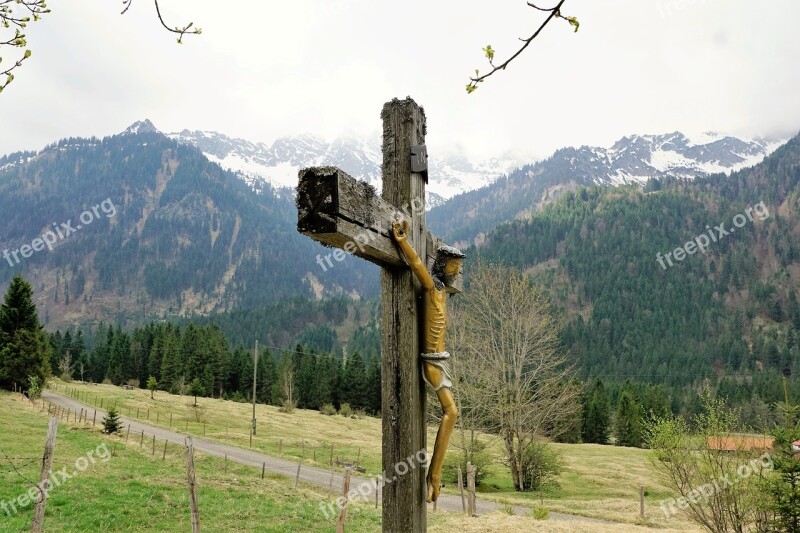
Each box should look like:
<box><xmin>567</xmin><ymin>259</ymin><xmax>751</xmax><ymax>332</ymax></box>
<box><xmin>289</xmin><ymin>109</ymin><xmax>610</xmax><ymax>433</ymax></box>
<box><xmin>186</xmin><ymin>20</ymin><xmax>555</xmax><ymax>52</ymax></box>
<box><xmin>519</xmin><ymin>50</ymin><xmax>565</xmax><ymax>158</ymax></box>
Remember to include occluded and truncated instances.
<box><xmin>420</xmin><ymin>352</ymin><xmax>453</xmax><ymax>392</ymax></box>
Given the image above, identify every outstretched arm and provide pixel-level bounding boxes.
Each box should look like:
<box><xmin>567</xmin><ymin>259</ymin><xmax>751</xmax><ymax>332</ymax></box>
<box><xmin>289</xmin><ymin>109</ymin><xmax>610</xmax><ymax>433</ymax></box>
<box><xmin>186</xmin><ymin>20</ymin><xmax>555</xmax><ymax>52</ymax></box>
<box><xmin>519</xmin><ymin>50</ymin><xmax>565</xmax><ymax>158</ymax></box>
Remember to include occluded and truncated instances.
<box><xmin>392</xmin><ymin>220</ymin><xmax>434</xmax><ymax>290</ymax></box>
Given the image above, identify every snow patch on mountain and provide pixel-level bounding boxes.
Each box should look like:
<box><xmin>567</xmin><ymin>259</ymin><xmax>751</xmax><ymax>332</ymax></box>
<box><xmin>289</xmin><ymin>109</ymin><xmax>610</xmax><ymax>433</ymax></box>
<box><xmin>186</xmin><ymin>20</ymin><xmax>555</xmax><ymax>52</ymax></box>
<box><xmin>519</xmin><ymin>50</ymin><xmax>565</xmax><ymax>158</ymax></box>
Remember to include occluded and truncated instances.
<box><xmin>167</xmin><ymin>129</ymin><xmax>519</xmax><ymax>202</ymax></box>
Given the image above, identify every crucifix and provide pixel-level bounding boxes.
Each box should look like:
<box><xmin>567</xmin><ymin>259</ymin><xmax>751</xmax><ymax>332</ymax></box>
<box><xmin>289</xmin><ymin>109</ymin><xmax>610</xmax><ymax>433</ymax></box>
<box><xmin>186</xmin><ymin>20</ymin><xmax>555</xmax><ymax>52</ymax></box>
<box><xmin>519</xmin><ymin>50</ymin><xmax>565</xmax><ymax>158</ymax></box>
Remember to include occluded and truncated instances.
<box><xmin>296</xmin><ymin>98</ymin><xmax>464</xmax><ymax>532</ymax></box>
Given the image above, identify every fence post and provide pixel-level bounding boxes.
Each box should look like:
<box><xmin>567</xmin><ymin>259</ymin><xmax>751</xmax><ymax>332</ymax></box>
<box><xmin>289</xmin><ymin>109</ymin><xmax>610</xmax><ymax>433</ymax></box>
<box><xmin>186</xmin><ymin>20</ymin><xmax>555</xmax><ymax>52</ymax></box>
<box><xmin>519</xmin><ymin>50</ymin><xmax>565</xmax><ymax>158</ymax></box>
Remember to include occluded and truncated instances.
<box><xmin>458</xmin><ymin>464</ymin><xmax>466</xmax><ymax>514</ymax></box>
<box><xmin>185</xmin><ymin>438</ymin><xmax>201</xmax><ymax>533</ymax></box>
<box><xmin>640</xmin><ymin>485</ymin><xmax>645</xmax><ymax>518</ymax></box>
<box><xmin>295</xmin><ymin>460</ymin><xmax>302</xmax><ymax>488</ymax></box>
<box><xmin>152</xmin><ymin>434</ymin><xmax>156</xmax><ymax>455</ymax></box>
<box><xmin>126</xmin><ymin>425</ymin><xmax>131</xmax><ymax>443</ymax></box>
<box><xmin>31</xmin><ymin>416</ymin><xmax>58</xmax><ymax>533</ymax></box>
<box><xmin>336</xmin><ymin>468</ymin><xmax>351</xmax><ymax>533</ymax></box>
<box><xmin>163</xmin><ymin>440</ymin><xmax>169</xmax><ymax>461</ymax></box>
<box><xmin>467</xmin><ymin>461</ymin><xmax>476</xmax><ymax>517</ymax></box>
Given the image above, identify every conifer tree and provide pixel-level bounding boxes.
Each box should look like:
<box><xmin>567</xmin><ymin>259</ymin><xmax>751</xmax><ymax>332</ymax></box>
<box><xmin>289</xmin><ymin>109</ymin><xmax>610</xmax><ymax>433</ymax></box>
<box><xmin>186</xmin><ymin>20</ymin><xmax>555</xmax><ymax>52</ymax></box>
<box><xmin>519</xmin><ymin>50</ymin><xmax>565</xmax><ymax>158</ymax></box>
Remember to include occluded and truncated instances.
<box><xmin>615</xmin><ymin>382</ymin><xmax>643</xmax><ymax>447</ymax></box>
<box><xmin>582</xmin><ymin>378</ymin><xmax>610</xmax><ymax>444</ymax></box>
<box><xmin>102</xmin><ymin>407</ymin><xmax>122</xmax><ymax>434</ymax></box>
<box><xmin>0</xmin><ymin>275</ymin><xmax>50</xmax><ymax>390</ymax></box>
<box><xmin>341</xmin><ymin>352</ymin><xmax>367</xmax><ymax>410</ymax></box>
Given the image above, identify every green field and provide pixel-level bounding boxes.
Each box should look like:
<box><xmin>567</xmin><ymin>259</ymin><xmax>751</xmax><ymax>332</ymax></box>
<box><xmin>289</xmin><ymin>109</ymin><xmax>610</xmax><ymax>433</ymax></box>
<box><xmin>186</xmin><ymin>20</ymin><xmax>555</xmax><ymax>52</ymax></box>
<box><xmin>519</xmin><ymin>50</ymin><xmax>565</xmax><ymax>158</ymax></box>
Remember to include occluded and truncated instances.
<box><xmin>0</xmin><ymin>382</ymin><xmax>708</xmax><ymax>531</ymax></box>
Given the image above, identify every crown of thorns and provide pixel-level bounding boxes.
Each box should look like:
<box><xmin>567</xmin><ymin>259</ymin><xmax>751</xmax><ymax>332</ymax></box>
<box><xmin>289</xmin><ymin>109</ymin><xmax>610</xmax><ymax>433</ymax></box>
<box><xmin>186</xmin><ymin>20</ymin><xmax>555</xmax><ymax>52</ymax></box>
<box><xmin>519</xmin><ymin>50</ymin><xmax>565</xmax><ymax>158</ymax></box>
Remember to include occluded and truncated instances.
<box><xmin>436</xmin><ymin>244</ymin><xmax>465</xmax><ymax>259</ymax></box>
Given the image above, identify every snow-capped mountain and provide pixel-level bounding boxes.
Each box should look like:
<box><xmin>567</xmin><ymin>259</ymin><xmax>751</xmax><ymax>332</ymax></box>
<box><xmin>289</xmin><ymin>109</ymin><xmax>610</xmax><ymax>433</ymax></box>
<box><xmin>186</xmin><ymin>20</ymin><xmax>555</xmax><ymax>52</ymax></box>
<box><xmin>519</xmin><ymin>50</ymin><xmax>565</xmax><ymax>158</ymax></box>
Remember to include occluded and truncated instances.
<box><xmin>426</xmin><ymin>131</ymin><xmax>788</xmax><ymax>245</ymax></box>
<box><xmin>165</xmin><ymin>128</ymin><xmax>518</xmax><ymax>204</ymax></box>
<box><xmin>562</xmin><ymin>131</ymin><xmax>784</xmax><ymax>186</ymax></box>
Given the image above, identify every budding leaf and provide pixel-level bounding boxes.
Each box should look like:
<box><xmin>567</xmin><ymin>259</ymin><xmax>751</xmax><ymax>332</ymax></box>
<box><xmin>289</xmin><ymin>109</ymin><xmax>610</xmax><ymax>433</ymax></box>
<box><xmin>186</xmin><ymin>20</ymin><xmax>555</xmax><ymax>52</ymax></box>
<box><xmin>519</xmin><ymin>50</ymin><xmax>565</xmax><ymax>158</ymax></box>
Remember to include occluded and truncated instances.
<box><xmin>482</xmin><ymin>45</ymin><xmax>494</xmax><ymax>61</ymax></box>
<box><xmin>466</xmin><ymin>84</ymin><xmax>477</xmax><ymax>94</ymax></box>
<box><xmin>566</xmin><ymin>16</ymin><xmax>580</xmax><ymax>32</ymax></box>
<box><xmin>23</xmin><ymin>49</ymin><xmax>31</xmax><ymax>59</ymax></box>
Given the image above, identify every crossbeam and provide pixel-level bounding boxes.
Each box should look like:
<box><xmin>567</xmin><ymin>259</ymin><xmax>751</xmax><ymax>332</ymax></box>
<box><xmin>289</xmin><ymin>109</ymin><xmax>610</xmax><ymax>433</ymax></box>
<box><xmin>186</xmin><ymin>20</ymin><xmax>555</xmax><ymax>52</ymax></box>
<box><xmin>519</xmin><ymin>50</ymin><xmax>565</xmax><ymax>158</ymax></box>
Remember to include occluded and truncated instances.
<box><xmin>297</xmin><ymin>166</ymin><xmax>462</xmax><ymax>292</ymax></box>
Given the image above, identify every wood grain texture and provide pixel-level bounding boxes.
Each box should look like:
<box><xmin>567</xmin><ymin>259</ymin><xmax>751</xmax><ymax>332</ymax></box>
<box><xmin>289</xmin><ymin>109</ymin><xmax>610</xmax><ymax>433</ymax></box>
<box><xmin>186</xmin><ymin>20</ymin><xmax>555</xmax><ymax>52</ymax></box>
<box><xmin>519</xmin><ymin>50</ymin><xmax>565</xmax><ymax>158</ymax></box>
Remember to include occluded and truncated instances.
<box><xmin>380</xmin><ymin>97</ymin><xmax>427</xmax><ymax>532</ymax></box>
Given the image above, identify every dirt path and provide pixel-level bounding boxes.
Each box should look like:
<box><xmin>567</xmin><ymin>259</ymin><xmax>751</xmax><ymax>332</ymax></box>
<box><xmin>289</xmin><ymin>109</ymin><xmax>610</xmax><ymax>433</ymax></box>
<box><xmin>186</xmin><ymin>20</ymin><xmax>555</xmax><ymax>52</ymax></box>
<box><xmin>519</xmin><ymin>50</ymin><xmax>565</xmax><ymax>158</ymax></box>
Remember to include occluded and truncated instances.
<box><xmin>41</xmin><ymin>390</ymin><xmax>614</xmax><ymax>524</ymax></box>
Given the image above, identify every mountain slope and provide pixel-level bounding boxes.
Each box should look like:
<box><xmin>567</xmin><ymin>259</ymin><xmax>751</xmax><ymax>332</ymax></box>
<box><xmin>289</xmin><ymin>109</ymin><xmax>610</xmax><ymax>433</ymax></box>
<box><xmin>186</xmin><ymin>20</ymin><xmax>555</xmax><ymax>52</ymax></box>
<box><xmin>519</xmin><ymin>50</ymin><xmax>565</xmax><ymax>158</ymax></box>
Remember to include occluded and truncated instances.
<box><xmin>428</xmin><ymin>132</ymin><xmax>785</xmax><ymax>247</ymax></box>
<box><xmin>0</xmin><ymin>128</ymin><xmax>377</xmax><ymax>328</ymax></box>
<box><xmin>471</xmin><ymin>131</ymin><xmax>800</xmax><ymax>389</ymax></box>
<box><xmin>166</xmin><ymin>128</ymin><xmax>518</xmax><ymax>204</ymax></box>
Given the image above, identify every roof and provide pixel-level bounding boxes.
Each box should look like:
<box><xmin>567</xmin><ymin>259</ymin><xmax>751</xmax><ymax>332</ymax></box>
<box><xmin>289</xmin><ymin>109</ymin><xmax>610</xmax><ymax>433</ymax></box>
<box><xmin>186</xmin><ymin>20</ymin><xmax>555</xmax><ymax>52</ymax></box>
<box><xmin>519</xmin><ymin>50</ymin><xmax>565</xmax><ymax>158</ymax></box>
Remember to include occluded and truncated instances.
<box><xmin>707</xmin><ymin>435</ymin><xmax>774</xmax><ymax>451</ymax></box>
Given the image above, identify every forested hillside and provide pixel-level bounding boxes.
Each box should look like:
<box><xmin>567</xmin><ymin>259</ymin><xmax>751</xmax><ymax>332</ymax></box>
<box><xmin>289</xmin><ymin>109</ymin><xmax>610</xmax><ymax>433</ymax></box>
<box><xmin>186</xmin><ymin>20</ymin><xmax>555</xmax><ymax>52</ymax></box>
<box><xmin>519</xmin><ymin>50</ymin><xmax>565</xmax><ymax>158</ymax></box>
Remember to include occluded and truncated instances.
<box><xmin>473</xmin><ymin>132</ymin><xmax>800</xmax><ymax>421</ymax></box>
<box><xmin>0</xmin><ymin>130</ymin><xmax>378</xmax><ymax>328</ymax></box>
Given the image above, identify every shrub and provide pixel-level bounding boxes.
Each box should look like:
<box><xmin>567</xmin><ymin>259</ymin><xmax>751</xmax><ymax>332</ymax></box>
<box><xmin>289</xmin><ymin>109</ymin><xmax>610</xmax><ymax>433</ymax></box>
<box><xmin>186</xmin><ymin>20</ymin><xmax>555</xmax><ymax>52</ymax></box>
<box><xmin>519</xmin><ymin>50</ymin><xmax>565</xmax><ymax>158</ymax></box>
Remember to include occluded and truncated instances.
<box><xmin>191</xmin><ymin>404</ymin><xmax>208</xmax><ymax>423</ymax></box>
<box><xmin>520</xmin><ymin>441</ymin><xmax>562</xmax><ymax>492</ymax></box>
<box><xmin>102</xmin><ymin>407</ymin><xmax>123</xmax><ymax>434</ymax></box>
<box><xmin>27</xmin><ymin>375</ymin><xmax>43</xmax><ymax>400</ymax></box>
<box><xmin>320</xmin><ymin>403</ymin><xmax>337</xmax><ymax>416</ymax></box>
<box><xmin>352</xmin><ymin>409</ymin><xmax>367</xmax><ymax>419</ymax></box>
<box><xmin>226</xmin><ymin>391</ymin><xmax>248</xmax><ymax>403</ymax></box>
<box><xmin>338</xmin><ymin>403</ymin><xmax>353</xmax><ymax>418</ymax></box>
<box><xmin>279</xmin><ymin>399</ymin><xmax>296</xmax><ymax>414</ymax></box>
<box><xmin>531</xmin><ymin>507</ymin><xmax>549</xmax><ymax>520</ymax></box>
<box><xmin>102</xmin><ymin>378</ymin><xmax>113</xmax><ymax>385</ymax></box>
<box><xmin>500</xmin><ymin>504</ymin><xmax>515</xmax><ymax>515</ymax></box>
<box><xmin>126</xmin><ymin>379</ymin><xmax>140</xmax><ymax>389</ymax></box>
<box><xmin>444</xmin><ymin>440</ymin><xmax>492</xmax><ymax>487</ymax></box>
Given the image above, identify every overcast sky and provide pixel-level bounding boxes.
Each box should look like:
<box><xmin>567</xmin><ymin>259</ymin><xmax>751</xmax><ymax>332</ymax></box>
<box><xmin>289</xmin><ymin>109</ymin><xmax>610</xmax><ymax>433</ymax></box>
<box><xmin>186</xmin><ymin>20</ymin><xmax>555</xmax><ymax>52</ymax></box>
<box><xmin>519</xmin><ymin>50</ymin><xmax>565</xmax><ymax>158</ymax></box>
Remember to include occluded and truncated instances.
<box><xmin>1</xmin><ymin>0</ymin><xmax>799</xmax><ymax>162</ymax></box>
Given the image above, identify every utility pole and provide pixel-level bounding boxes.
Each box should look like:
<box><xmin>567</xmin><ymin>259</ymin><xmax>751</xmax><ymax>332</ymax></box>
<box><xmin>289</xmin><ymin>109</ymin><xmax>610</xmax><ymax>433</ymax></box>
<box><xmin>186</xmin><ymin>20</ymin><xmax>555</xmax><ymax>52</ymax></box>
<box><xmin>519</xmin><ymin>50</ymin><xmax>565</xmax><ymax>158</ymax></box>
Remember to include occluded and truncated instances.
<box><xmin>252</xmin><ymin>340</ymin><xmax>258</xmax><ymax>436</ymax></box>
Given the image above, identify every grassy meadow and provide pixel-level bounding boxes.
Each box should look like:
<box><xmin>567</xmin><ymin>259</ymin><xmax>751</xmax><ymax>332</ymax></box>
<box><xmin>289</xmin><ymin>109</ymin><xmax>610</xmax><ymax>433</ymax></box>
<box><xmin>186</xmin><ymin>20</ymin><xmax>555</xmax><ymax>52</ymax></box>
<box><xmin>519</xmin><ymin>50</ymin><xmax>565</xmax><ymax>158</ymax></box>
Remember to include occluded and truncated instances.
<box><xmin>29</xmin><ymin>380</ymin><xmax>705</xmax><ymax>531</ymax></box>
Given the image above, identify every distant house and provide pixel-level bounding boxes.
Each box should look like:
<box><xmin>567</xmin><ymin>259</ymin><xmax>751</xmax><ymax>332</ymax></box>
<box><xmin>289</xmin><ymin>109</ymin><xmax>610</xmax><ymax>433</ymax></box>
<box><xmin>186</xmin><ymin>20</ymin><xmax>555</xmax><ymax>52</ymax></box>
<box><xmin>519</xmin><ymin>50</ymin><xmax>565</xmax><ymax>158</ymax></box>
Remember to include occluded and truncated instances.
<box><xmin>792</xmin><ymin>440</ymin><xmax>800</xmax><ymax>452</ymax></box>
<box><xmin>707</xmin><ymin>435</ymin><xmax>774</xmax><ymax>452</ymax></box>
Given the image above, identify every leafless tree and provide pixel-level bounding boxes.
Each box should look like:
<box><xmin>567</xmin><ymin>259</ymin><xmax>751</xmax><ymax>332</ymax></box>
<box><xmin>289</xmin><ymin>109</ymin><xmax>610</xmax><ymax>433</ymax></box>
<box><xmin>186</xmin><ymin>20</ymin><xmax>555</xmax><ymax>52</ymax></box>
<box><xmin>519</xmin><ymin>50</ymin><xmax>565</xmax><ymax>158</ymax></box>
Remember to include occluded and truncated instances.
<box><xmin>58</xmin><ymin>351</ymin><xmax>72</xmax><ymax>382</ymax></box>
<box><xmin>449</xmin><ymin>261</ymin><xmax>578</xmax><ymax>491</ymax></box>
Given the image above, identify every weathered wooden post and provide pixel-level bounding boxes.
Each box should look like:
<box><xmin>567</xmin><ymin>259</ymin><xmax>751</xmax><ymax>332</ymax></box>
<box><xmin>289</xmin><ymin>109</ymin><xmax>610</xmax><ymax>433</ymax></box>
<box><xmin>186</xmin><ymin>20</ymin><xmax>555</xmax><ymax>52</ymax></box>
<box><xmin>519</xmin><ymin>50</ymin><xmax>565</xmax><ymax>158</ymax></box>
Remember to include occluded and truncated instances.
<box><xmin>297</xmin><ymin>98</ymin><xmax>456</xmax><ymax>532</ymax></box>
<box><xmin>31</xmin><ymin>416</ymin><xmax>58</xmax><ymax>533</ymax></box>
<box><xmin>466</xmin><ymin>462</ymin><xmax>476</xmax><ymax>517</ymax></box>
<box><xmin>336</xmin><ymin>468</ymin><xmax>352</xmax><ymax>533</ymax></box>
<box><xmin>458</xmin><ymin>465</ymin><xmax>466</xmax><ymax>514</ymax></box>
<box><xmin>185</xmin><ymin>437</ymin><xmax>201</xmax><ymax>533</ymax></box>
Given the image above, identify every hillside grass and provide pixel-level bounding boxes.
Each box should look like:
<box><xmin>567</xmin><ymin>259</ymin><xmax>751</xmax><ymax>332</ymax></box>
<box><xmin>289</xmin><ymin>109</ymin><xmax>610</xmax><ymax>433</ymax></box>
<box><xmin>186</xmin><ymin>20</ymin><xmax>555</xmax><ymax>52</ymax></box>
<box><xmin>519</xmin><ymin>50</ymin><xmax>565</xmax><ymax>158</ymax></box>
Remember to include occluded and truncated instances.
<box><xmin>46</xmin><ymin>380</ymin><xmax>702</xmax><ymax>530</ymax></box>
<box><xmin>1</xmin><ymin>390</ymin><xmax>585</xmax><ymax>532</ymax></box>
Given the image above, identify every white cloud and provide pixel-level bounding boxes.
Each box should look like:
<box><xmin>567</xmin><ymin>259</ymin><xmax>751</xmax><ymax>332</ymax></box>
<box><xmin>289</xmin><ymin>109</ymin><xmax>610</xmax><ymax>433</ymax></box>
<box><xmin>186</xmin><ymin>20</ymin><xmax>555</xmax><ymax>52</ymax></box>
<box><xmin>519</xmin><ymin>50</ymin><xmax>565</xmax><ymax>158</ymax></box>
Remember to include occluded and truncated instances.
<box><xmin>1</xmin><ymin>0</ymin><xmax>798</xmax><ymax>161</ymax></box>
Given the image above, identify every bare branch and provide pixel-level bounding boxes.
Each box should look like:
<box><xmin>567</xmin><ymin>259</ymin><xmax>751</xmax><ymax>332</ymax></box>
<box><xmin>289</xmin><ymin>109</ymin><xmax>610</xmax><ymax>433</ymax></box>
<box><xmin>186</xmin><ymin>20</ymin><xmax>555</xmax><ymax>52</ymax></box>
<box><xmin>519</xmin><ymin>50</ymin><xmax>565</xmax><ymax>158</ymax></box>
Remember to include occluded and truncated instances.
<box><xmin>1</xmin><ymin>0</ymin><xmax>200</xmax><ymax>94</ymax></box>
<box><xmin>467</xmin><ymin>0</ymin><xmax>579</xmax><ymax>93</ymax></box>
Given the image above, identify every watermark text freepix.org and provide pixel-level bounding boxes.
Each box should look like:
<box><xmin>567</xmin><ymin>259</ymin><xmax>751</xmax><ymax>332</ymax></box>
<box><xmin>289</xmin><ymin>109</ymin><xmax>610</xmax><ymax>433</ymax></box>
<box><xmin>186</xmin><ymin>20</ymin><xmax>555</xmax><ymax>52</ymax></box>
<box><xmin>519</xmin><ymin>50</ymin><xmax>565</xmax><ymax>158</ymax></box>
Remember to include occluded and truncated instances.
<box><xmin>1</xmin><ymin>442</ymin><xmax>112</xmax><ymax>517</ymax></box>
<box><xmin>319</xmin><ymin>448</ymin><xmax>427</xmax><ymax>519</ymax></box>
<box><xmin>659</xmin><ymin>452</ymin><xmax>773</xmax><ymax>519</ymax></box>
<box><xmin>658</xmin><ymin>0</ymin><xmax>708</xmax><ymax>19</ymax></box>
<box><xmin>656</xmin><ymin>201</ymin><xmax>769</xmax><ymax>270</ymax></box>
<box><xmin>316</xmin><ymin>196</ymin><xmax>425</xmax><ymax>273</ymax></box>
<box><xmin>3</xmin><ymin>198</ymin><xmax>117</xmax><ymax>268</ymax></box>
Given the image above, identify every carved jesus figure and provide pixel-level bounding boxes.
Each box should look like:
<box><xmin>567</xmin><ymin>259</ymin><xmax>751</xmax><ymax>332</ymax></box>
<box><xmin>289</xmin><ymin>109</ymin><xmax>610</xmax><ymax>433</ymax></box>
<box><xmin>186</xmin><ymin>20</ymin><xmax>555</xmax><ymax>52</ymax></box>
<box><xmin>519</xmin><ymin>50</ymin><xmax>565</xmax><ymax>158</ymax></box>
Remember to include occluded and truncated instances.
<box><xmin>392</xmin><ymin>220</ymin><xmax>465</xmax><ymax>503</ymax></box>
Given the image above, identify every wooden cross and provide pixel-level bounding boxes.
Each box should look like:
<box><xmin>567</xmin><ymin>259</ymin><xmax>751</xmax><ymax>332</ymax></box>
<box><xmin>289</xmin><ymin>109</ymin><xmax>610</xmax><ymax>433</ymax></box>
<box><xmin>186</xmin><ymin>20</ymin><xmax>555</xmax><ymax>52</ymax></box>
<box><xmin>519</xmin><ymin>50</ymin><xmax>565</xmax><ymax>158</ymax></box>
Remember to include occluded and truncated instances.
<box><xmin>296</xmin><ymin>98</ymin><xmax>461</xmax><ymax>532</ymax></box>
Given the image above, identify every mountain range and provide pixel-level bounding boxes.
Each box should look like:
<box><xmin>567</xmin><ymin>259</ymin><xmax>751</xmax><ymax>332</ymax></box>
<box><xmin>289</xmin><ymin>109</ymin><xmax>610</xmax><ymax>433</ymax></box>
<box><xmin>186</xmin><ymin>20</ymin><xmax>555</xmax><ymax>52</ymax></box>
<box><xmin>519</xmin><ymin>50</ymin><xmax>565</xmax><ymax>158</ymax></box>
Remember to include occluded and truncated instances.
<box><xmin>0</xmin><ymin>121</ymin><xmax>790</xmax><ymax>337</ymax></box>
<box><xmin>159</xmin><ymin>121</ymin><xmax>519</xmax><ymax>208</ymax></box>
<box><xmin>427</xmin><ymin>131</ymin><xmax>784</xmax><ymax>246</ymax></box>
